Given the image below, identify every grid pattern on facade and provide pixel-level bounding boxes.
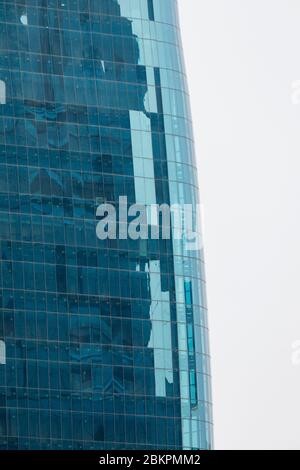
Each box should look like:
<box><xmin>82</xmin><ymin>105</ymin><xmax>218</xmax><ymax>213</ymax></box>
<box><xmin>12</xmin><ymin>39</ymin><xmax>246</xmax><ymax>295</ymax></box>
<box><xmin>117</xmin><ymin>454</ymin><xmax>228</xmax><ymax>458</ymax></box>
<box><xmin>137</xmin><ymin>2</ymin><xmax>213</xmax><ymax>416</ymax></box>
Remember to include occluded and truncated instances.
<box><xmin>0</xmin><ymin>0</ymin><xmax>213</xmax><ymax>450</ymax></box>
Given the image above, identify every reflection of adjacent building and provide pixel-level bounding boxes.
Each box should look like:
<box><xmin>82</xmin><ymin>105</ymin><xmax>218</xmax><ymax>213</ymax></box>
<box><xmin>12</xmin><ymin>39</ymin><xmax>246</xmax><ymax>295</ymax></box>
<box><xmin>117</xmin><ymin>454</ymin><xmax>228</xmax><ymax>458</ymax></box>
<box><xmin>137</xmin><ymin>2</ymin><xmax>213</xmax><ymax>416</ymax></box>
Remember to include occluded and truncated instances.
<box><xmin>0</xmin><ymin>0</ymin><xmax>213</xmax><ymax>449</ymax></box>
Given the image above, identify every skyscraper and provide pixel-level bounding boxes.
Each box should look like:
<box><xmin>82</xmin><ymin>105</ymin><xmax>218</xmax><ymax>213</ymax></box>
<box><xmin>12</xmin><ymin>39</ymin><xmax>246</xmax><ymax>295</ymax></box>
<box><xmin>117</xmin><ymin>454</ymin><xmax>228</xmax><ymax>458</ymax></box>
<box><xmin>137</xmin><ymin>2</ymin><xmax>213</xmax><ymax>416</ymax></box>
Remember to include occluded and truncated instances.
<box><xmin>0</xmin><ymin>0</ymin><xmax>213</xmax><ymax>450</ymax></box>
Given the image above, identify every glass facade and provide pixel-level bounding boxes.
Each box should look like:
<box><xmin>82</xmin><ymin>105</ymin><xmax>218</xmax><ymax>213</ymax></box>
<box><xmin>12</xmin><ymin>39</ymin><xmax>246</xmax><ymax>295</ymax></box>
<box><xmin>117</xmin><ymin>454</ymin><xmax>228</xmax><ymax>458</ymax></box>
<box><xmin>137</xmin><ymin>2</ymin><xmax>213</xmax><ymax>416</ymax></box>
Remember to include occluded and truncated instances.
<box><xmin>0</xmin><ymin>0</ymin><xmax>213</xmax><ymax>450</ymax></box>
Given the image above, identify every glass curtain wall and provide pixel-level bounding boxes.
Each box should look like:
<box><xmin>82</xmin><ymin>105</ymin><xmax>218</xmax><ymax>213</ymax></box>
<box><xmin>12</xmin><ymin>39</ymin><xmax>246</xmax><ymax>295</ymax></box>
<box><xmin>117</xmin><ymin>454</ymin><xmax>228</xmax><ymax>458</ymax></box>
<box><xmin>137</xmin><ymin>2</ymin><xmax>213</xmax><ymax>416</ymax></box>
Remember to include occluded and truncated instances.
<box><xmin>0</xmin><ymin>0</ymin><xmax>213</xmax><ymax>450</ymax></box>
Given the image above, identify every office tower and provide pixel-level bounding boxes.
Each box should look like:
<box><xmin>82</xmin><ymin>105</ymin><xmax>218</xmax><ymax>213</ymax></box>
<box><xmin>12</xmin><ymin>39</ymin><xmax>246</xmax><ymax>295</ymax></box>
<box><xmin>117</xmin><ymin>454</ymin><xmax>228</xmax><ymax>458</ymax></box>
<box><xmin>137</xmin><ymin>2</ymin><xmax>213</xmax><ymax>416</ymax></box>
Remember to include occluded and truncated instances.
<box><xmin>0</xmin><ymin>0</ymin><xmax>213</xmax><ymax>449</ymax></box>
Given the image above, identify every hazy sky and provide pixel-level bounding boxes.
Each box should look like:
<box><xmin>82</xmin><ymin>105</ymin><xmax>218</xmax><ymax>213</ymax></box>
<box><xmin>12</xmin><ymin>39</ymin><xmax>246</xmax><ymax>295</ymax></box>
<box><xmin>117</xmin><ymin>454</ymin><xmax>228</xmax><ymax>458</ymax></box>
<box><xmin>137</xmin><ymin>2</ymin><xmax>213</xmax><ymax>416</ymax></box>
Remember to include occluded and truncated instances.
<box><xmin>178</xmin><ymin>0</ymin><xmax>300</xmax><ymax>450</ymax></box>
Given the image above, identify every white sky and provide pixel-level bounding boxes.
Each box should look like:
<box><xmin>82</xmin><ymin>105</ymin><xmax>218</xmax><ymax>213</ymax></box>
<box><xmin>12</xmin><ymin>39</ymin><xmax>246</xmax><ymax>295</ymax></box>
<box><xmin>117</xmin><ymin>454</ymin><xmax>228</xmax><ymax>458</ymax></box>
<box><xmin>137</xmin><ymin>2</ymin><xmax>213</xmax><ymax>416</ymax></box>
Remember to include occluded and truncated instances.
<box><xmin>178</xmin><ymin>0</ymin><xmax>300</xmax><ymax>450</ymax></box>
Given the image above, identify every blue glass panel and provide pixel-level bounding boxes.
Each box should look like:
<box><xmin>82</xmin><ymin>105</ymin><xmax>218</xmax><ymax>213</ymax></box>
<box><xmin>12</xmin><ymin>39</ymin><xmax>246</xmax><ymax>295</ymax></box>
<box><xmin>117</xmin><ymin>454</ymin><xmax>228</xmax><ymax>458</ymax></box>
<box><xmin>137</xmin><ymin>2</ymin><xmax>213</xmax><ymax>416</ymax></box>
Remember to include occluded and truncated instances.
<box><xmin>0</xmin><ymin>0</ymin><xmax>213</xmax><ymax>450</ymax></box>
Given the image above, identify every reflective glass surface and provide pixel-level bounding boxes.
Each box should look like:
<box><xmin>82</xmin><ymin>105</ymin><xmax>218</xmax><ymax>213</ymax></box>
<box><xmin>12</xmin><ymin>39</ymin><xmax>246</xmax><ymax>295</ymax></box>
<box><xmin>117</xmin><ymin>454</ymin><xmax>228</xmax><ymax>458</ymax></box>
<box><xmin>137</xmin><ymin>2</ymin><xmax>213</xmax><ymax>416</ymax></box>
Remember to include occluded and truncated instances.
<box><xmin>0</xmin><ymin>0</ymin><xmax>213</xmax><ymax>450</ymax></box>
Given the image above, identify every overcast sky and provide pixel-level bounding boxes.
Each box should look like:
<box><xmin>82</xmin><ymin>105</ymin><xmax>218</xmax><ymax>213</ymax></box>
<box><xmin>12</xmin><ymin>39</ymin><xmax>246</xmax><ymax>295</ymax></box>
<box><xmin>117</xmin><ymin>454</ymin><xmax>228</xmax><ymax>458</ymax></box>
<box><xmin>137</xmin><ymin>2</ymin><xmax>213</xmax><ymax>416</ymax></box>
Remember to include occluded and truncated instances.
<box><xmin>178</xmin><ymin>0</ymin><xmax>300</xmax><ymax>450</ymax></box>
